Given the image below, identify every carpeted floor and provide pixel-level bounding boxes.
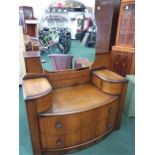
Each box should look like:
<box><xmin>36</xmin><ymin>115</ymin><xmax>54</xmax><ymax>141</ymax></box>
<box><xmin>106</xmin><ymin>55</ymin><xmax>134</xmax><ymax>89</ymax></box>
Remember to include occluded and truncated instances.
<box><xmin>19</xmin><ymin>86</ymin><xmax>135</xmax><ymax>155</ymax></box>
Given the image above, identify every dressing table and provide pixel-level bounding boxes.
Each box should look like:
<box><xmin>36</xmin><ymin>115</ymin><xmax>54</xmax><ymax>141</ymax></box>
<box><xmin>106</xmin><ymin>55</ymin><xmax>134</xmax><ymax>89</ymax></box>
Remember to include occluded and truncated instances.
<box><xmin>21</xmin><ymin>1</ymin><xmax>129</xmax><ymax>154</ymax></box>
<box><xmin>22</xmin><ymin>68</ymin><xmax>128</xmax><ymax>155</ymax></box>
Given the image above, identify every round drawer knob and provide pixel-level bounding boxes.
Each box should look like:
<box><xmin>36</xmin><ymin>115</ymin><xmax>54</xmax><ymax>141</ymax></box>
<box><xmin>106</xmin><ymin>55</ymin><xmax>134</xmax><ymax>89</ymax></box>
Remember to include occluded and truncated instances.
<box><xmin>107</xmin><ymin>122</ymin><xmax>112</xmax><ymax>129</ymax></box>
<box><xmin>56</xmin><ymin>139</ymin><xmax>62</xmax><ymax>146</ymax></box>
<box><xmin>55</xmin><ymin>122</ymin><xmax>63</xmax><ymax>129</ymax></box>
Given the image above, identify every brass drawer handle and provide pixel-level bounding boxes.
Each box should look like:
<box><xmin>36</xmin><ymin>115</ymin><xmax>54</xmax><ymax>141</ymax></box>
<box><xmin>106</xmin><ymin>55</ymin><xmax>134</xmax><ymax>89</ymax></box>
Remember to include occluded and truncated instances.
<box><xmin>56</xmin><ymin>139</ymin><xmax>62</xmax><ymax>146</ymax></box>
<box><xmin>55</xmin><ymin>122</ymin><xmax>63</xmax><ymax>129</ymax></box>
<box><xmin>107</xmin><ymin>122</ymin><xmax>112</xmax><ymax>129</ymax></box>
<box><xmin>108</xmin><ymin>108</ymin><xmax>113</xmax><ymax>114</ymax></box>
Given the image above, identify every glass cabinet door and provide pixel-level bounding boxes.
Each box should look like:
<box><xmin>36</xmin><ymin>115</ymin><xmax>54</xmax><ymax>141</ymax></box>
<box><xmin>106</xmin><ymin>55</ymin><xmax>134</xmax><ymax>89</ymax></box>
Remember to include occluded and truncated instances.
<box><xmin>117</xmin><ymin>3</ymin><xmax>135</xmax><ymax>47</ymax></box>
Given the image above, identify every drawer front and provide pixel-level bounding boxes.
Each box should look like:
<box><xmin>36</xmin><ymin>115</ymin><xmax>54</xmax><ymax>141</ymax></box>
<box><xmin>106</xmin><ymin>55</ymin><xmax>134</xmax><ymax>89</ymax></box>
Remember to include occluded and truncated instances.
<box><xmin>39</xmin><ymin>116</ymin><xmax>65</xmax><ymax>135</ymax></box>
<box><xmin>35</xmin><ymin>93</ymin><xmax>52</xmax><ymax>113</ymax></box>
<box><xmin>95</xmin><ymin>100</ymin><xmax>118</xmax><ymax>136</ymax></box>
<box><xmin>101</xmin><ymin>81</ymin><xmax>123</xmax><ymax>95</ymax></box>
<box><xmin>40</xmin><ymin>133</ymin><xmax>64</xmax><ymax>149</ymax></box>
<box><xmin>92</xmin><ymin>75</ymin><xmax>101</xmax><ymax>89</ymax></box>
<box><xmin>39</xmin><ymin>113</ymin><xmax>81</xmax><ymax>135</ymax></box>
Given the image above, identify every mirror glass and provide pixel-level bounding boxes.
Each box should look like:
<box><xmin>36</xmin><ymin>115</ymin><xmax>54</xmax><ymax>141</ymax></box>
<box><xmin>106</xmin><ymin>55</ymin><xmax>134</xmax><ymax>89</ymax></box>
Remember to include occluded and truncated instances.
<box><xmin>38</xmin><ymin>0</ymin><xmax>96</xmax><ymax>71</ymax></box>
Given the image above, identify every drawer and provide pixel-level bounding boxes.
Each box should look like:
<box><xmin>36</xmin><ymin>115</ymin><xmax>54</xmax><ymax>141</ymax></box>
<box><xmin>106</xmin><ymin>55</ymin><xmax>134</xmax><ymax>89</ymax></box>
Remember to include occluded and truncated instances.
<box><xmin>96</xmin><ymin>100</ymin><xmax>119</xmax><ymax>134</ymax></box>
<box><xmin>39</xmin><ymin>113</ymin><xmax>81</xmax><ymax>135</ymax></box>
<box><xmin>39</xmin><ymin>116</ymin><xmax>65</xmax><ymax>135</ymax></box>
<box><xmin>92</xmin><ymin>75</ymin><xmax>101</xmax><ymax>89</ymax></box>
<box><xmin>40</xmin><ymin>133</ymin><xmax>64</xmax><ymax>149</ymax></box>
<box><xmin>35</xmin><ymin>93</ymin><xmax>52</xmax><ymax>113</ymax></box>
<box><xmin>40</xmin><ymin>130</ymin><xmax>81</xmax><ymax>149</ymax></box>
<box><xmin>101</xmin><ymin>81</ymin><xmax>123</xmax><ymax>95</ymax></box>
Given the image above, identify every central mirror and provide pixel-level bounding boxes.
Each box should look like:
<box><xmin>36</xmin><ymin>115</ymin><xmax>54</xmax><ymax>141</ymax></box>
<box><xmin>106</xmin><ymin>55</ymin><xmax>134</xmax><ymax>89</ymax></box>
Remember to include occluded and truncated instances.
<box><xmin>38</xmin><ymin>0</ymin><xmax>96</xmax><ymax>71</ymax></box>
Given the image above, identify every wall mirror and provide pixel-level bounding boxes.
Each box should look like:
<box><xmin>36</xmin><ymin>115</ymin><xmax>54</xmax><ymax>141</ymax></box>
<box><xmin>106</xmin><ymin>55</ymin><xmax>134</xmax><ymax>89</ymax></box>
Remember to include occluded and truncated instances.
<box><xmin>19</xmin><ymin>0</ymin><xmax>96</xmax><ymax>72</ymax></box>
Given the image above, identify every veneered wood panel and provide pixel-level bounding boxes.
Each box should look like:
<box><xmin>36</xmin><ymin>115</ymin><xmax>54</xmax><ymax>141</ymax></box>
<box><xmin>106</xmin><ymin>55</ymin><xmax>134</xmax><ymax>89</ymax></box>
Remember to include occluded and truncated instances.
<box><xmin>95</xmin><ymin>0</ymin><xmax>120</xmax><ymax>51</ymax></box>
<box><xmin>35</xmin><ymin>93</ymin><xmax>52</xmax><ymax>113</ymax></box>
<box><xmin>92</xmin><ymin>53</ymin><xmax>111</xmax><ymax>69</ymax></box>
<box><xmin>40</xmin><ymin>133</ymin><xmax>64</xmax><ymax>149</ymax></box>
<box><xmin>39</xmin><ymin>116</ymin><xmax>65</xmax><ymax>135</ymax></box>
<box><xmin>91</xmin><ymin>75</ymin><xmax>101</xmax><ymax>89</ymax></box>
<box><xmin>111</xmin><ymin>51</ymin><xmax>133</xmax><ymax>76</ymax></box>
<box><xmin>81</xmin><ymin>125</ymin><xmax>96</xmax><ymax>143</ymax></box>
<box><xmin>64</xmin><ymin>130</ymin><xmax>81</xmax><ymax>147</ymax></box>
<box><xmin>101</xmin><ymin>81</ymin><xmax>123</xmax><ymax>95</ymax></box>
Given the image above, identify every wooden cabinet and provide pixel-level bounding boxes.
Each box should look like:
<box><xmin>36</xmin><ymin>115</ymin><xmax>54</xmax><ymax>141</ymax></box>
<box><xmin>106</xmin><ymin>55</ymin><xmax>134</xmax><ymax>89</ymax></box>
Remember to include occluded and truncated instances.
<box><xmin>115</xmin><ymin>0</ymin><xmax>135</xmax><ymax>47</ymax></box>
<box><xmin>22</xmin><ymin>69</ymin><xmax>128</xmax><ymax>155</ymax></box>
<box><xmin>95</xmin><ymin>0</ymin><xmax>120</xmax><ymax>53</ymax></box>
<box><xmin>24</xmin><ymin>51</ymin><xmax>43</xmax><ymax>73</ymax></box>
<box><xmin>19</xmin><ymin>6</ymin><xmax>38</xmax><ymax>37</ymax></box>
<box><xmin>111</xmin><ymin>0</ymin><xmax>135</xmax><ymax>76</ymax></box>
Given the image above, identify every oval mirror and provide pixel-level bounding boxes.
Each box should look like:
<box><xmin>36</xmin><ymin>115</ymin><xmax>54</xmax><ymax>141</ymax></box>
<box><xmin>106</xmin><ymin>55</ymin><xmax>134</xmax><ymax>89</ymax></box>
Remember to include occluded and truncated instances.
<box><xmin>38</xmin><ymin>0</ymin><xmax>96</xmax><ymax>71</ymax></box>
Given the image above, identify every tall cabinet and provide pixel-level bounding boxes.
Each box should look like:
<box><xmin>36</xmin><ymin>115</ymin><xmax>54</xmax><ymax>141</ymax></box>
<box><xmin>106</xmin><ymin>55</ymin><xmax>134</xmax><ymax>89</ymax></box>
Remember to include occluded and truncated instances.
<box><xmin>111</xmin><ymin>0</ymin><xmax>135</xmax><ymax>76</ymax></box>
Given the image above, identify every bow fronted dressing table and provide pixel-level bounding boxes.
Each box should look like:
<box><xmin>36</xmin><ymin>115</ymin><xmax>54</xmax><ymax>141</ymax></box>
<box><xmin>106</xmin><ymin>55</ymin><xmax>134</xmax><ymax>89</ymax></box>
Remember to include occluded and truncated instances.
<box><xmin>22</xmin><ymin>68</ymin><xmax>128</xmax><ymax>155</ymax></box>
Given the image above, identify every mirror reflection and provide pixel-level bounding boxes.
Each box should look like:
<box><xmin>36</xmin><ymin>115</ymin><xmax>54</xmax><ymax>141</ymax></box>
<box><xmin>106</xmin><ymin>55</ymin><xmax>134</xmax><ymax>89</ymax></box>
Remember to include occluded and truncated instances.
<box><xmin>28</xmin><ymin>0</ymin><xmax>96</xmax><ymax>71</ymax></box>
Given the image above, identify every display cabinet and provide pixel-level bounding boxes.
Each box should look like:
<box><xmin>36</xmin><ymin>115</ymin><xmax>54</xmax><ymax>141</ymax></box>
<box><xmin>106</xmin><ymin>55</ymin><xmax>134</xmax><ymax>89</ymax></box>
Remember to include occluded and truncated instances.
<box><xmin>111</xmin><ymin>0</ymin><xmax>135</xmax><ymax>76</ymax></box>
<box><xmin>115</xmin><ymin>0</ymin><xmax>135</xmax><ymax>47</ymax></box>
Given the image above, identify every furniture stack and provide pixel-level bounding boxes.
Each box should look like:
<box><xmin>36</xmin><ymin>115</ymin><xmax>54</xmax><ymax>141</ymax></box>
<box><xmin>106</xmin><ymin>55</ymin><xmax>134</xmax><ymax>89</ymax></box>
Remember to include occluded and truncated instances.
<box><xmin>111</xmin><ymin>0</ymin><xmax>135</xmax><ymax>76</ymax></box>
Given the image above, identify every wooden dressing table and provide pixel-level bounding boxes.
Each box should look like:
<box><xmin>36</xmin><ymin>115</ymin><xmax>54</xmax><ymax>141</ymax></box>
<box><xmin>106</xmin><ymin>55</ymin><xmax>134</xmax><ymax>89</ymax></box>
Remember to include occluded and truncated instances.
<box><xmin>22</xmin><ymin>68</ymin><xmax>128</xmax><ymax>155</ymax></box>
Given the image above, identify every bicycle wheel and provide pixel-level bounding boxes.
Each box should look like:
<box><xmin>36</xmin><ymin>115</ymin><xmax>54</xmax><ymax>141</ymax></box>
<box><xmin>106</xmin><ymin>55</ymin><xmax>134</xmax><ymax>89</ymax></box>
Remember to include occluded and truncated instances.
<box><xmin>59</xmin><ymin>39</ymin><xmax>69</xmax><ymax>54</ymax></box>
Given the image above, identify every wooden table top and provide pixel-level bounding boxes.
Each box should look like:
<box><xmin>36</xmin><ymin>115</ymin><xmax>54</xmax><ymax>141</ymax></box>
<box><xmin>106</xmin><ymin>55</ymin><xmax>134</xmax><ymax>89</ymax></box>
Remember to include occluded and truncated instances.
<box><xmin>22</xmin><ymin>77</ymin><xmax>52</xmax><ymax>100</ymax></box>
<box><xmin>92</xmin><ymin>69</ymin><xmax>127</xmax><ymax>83</ymax></box>
<box><xmin>40</xmin><ymin>83</ymin><xmax>118</xmax><ymax>116</ymax></box>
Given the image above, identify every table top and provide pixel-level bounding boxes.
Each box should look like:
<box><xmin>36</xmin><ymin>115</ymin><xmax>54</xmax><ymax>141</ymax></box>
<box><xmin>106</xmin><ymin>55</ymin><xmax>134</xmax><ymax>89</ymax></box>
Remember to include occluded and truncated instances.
<box><xmin>40</xmin><ymin>83</ymin><xmax>118</xmax><ymax>116</ymax></box>
<box><xmin>22</xmin><ymin>77</ymin><xmax>52</xmax><ymax>100</ymax></box>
